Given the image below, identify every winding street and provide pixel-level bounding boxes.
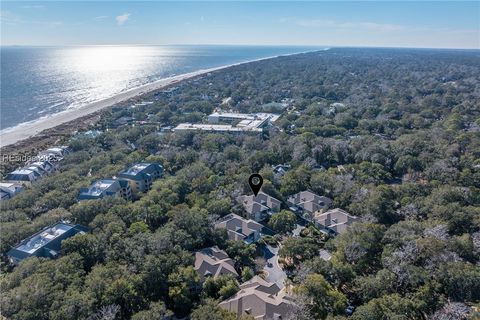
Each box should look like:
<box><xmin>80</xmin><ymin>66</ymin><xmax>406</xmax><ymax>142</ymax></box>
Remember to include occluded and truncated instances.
<box><xmin>262</xmin><ymin>244</ymin><xmax>287</xmax><ymax>289</ymax></box>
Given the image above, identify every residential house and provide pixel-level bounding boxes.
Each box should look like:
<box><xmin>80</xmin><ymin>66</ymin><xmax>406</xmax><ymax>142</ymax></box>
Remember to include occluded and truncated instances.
<box><xmin>272</xmin><ymin>164</ymin><xmax>291</xmax><ymax>181</ymax></box>
<box><xmin>23</xmin><ymin>164</ymin><xmax>48</xmax><ymax>178</ymax></box>
<box><xmin>237</xmin><ymin>192</ymin><xmax>281</xmax><ymax>222</ymax></box>
<box><xmin>0</xmin><ymin>182</ymin><xmax>24</xmax><ymax>201</ymax></box>
<box><xmin>219</xmin><ymin>276</ymin><xmax>295</xmax><ymax>320</ymax></box>
<box><xmin>313</xmin><ymin>208</ymin><xmax>359</xmax><ymax>235</ymax></box>
<box><xmin>194</xmin><ymin>246</ymin><xmax>239</xmax><ymax>281</ymax></box>
<box><xmin>117</xmin><ymin>162</ymin><xmax>163</xmax><ymax>194</ymax></box>
<box><xmin>29</xmin><ymin>160</ymin><xmax>55</xmax><ymax>174</ymax></box>
<box><xmin>78</xmin><ymin>179</ymin><xmax>132</xmax><ymax>201</ymax></box>
<box><xmin>287</xmin><ymin>190</ymin><xmax>332</xmax><ymax>220</ymax></box>
<box><xmin>5</xmin><ymin>169</ymin><xmax>39</xmax><ymax>187</ymax></box>
<box><xmin>215</xmin><ymin>213</ymin><xmax>264</xmax><ymax>244</ymax></box>
<box><xmin>38</xmin><ymin>146</ymin><xmax>70</xmax><ymax>162</ymax></box>
<box><xmin>7</xmin><ymin>222</ymin><xmax>88</xmax><ymax>265</ymax></box>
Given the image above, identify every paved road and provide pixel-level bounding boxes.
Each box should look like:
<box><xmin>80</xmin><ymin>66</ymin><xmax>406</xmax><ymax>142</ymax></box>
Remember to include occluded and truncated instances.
<box><xmin>262</xmin><ymin>244</ymin><xmax>287</xmax><ymax>288</ymax></box>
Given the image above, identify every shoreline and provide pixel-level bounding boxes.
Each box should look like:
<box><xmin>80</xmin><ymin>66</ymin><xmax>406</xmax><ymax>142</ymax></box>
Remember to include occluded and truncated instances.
<box><xmin>0</xmin><ymin>49</ymin><xmax>324</xmax><ymax>148</ymax></box>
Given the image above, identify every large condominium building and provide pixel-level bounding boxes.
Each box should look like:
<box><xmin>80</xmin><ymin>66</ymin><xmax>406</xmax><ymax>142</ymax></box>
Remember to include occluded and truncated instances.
<box><xmin>174</xmin><ymin>112</ymin><xmax>280</xmax><ymax>134</ymax></box>
<box><xmin>7</xmin><ymin>222</ymin><xmax>88</xmax><ymax>265</ymax></box>
<box><xmin>117</xmin><ymin>162</ymin><xmax>163</xmax><ymax>194</ymax></box>
<box><xmin>78</xmin><ymin>179</ymin><xmax>132</xmax><ymax>201</ymax></box>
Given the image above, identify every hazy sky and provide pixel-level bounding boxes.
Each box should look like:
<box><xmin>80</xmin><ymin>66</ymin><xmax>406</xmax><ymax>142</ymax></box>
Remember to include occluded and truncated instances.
<box><xmin>1</xmin><ymin>1</ymin><xmax>479</xmax><ymax>48</ymax></box>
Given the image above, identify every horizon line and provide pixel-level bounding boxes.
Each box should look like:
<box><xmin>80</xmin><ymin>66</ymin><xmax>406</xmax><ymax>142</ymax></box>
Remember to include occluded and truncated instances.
<box><xmin>1</xmin><ymin>44</ymin><xmax>479</xmax><ymax>50</ymax></box>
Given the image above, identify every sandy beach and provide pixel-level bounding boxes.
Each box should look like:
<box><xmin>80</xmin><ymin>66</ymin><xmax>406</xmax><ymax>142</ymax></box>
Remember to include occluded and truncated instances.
<box><xmin>0</xmin><ymin>50</ymin><xmax>322</xmax><ymax>148</ymax></box>
<box><xmin>0</xmin><ymin>65</ymin><xmax>226</xmax><ymax>147</ymax></box>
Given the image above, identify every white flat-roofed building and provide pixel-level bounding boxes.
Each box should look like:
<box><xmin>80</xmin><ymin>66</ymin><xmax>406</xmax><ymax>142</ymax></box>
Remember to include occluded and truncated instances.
<box><xmin>175</xmin><ymin>123</ymin><xmax>263</xmax><ymax>133</ymax></box>
<box><xmin>7</xmin><ymin>222</ymin><xmax>88</xmax><ymax>265</ymax></box>
<box><xmin>175</xmin><ymin>112</ymin><xmax>280</xmax><ymax>134</ymax></box>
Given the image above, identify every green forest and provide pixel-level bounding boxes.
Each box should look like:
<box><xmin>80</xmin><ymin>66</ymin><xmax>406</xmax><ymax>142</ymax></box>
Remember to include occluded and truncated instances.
<box><xmin>1</xmin><ymin>48</ymin><xmax>479</xmax><ymax>319</ymax></box>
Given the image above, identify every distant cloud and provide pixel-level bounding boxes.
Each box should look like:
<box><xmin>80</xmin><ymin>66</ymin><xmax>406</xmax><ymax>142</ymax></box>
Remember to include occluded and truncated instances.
<box><xmin>281</xmin><ymin>17</ymin><xmax>406</xmax><ymax>32</ymax></box>
<box><xmin>116</xmin><ymin>13</ymin><xmax>130</xmax><ymax>26</ymax></box>
<box><xmin>95</xmin><ymin>16</ymin><xmax>109</xmax><ymax>20</ymax></box>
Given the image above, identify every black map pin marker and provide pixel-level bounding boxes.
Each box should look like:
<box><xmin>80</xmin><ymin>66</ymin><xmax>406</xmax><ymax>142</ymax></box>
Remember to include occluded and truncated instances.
<box><xmin>248</xmin><ymin>173</ymin><xmax>263</xmax><ymax>196</ymax></box>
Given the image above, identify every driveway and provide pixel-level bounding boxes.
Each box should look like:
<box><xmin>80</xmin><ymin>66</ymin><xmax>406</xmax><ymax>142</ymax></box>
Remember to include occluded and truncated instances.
<box><xmin>262</xmin><ymin>244</ymin><xmax>287</xmax><ymax>288</ymax></box>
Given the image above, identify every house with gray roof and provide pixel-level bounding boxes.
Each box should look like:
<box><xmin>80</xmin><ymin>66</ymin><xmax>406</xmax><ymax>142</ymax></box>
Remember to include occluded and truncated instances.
<box><xmin>7</xmin><ymin>222</ymin><xmax>88</xmax><ymax>265</ymax></box>
<box><xmin>219</xmin><ymin>275</ymin><xmax>295</xmax><ymax>320</ymax></box>
<box><xmin>28</xmin><ymin>160</ymin><xmax>55</xmax><ymax>175</ymax></box>
<box><xmin>194</xmin><ymin>246</ymin><xmax>239</xmax><ymax>281</ymax></box>
<box><xmin>0</xmin><ymin>182</ymin><xmax>24</xmax><ymax>201</ymax></box>
<box><xmin>313</xmin><ymin>208</ymin><xmax>359</xmax><ymax>235</ymax></box>
<box><xmin>272</xmin><ymin>164</ymin><xmax>291</xmax><ymax>181</ymax></box>
<box><xmin>237</xmin><ymin>192</ymin><xmax>281</xmax><ymax>222</ymax></box>
<box><xmin>287</xmin><ymin>190</ymin><xmax>332</xmax><ymax>220</ymax></box>
<box><xmin>215</xmin><ymin>213</ymin><xmax>264</xmax><ymax>244</ymax></box>
<box><xmin>38</xmin><ymin>146</ymin><xmax>71</xmax><ymax>163</ymax></box>
<box><xmin>5</xmin><ymin>169</ymin><xmax>39</xmax><ymax>187</ymax></box>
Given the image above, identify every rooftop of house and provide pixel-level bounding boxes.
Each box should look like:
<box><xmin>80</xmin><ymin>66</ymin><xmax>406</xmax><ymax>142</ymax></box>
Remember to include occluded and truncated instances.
<box><xmin>121</xmin><ymin>163</ymin><xmax>151</xmax><ymax>175</ymax></box>
<box><xmin>44</xmin><ymin>146</ymin><xmax>70</xmax><ymax>155</ymax></box>
<box><xmin>238</xmin><ymin>192</ymin><xmax>281</xmax><ymax>212</ymax></box>
<box><xmin>16</xmin><ymin>224</ymin><xmax>72</xmax><ymax>254</ymax></box>
<box><xmin>272</xmin><ymin>164</ymin><xmax>291</xmax><ymax>174</ymax></box>
<box><xmin>287</xmin><ymin>190</ymin><xmax>332</xmax><ymax>214</ymax></box>
<box><xmin>0</xmin><ymin>182</ymin><xmax>23</xmax><ymax>190</ymax></box>
<box><xmin>80</xmin><ymin>179</ymin><xmax>119</xmax><ymax>197</ymax></box>
<box><xmin>215</xmin><ymin>213</ymin><xmax>264</xmax><ymax>241</ymax></box>
<box><xmin>194</xmin><ymin>246</ymin><xmax>238</xmax><ymax>280</ymax></box>
<box><xmin>219</xmin><ymin>276</ymin><xmax>294</xmax><ymax>320</ymax></box>
<box><xmin>287</xmin><ymin>190</ymin><xmax>331</xmax><ymax>204</ymax></box>
<box><xmin>12</xmin><ymin>222</ymin><xmax>86</xmax><ymax>255</ymax></box>
<box><xmin>314</xmin><ymin>208</ymin><xmax>359</xmax><ymax>234</ymax></box>
<box><xmin>30</xmin><ymin>161</ymin><xmax>54</xmax><ymax>170</ymax></box>
<box><xmin>8</xmin><ymin>169</ymin><xmax>34</xmax><ymax>176</ymax></box>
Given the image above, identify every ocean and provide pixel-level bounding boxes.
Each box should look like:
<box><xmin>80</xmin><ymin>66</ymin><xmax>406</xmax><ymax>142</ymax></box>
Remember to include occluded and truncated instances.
<box><xmin>0</xmin><ymin>45</ymin><xmax>321</xmax><ymax>131</ymax></box>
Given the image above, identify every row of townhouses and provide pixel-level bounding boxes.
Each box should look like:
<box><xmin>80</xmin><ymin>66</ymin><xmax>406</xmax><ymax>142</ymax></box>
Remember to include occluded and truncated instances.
<box><xmin>1</xmin><ymin>146</ymin><xmax>71</xmax><ymax>201</ymax></box>
<box><xmin>237</xmin><ymin>188</ymin><xmax>359</xmax><ymax>236</ymax></box>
